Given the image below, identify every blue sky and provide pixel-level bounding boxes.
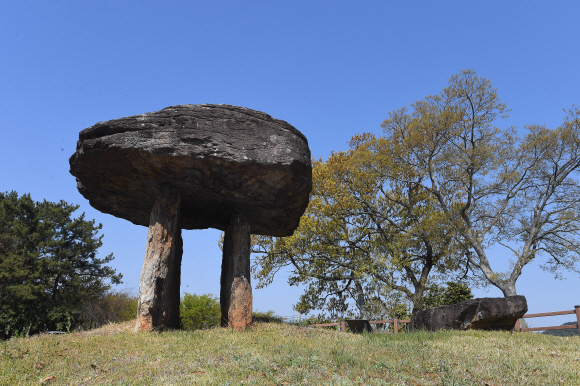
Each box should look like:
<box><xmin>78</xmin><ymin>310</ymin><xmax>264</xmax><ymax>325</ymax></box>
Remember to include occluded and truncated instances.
<box><xmin>2</xmin><ymin>1</ymin><xmax>579</xmax><ymax>325</ymax></box>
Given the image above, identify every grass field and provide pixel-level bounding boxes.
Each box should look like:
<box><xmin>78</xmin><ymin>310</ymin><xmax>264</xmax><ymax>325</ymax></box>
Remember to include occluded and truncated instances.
<box><xmin>1</xmin><ymin>321</ymin><xmax>579</xmax><ymax>385</ymax></box>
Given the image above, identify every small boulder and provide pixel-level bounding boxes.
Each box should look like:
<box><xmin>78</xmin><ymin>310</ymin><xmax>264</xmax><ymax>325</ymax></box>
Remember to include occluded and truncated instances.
<box><xmin>409</xmin><ymin>296</ymin><xmax>527</xmax><ymax>331</ymax></box>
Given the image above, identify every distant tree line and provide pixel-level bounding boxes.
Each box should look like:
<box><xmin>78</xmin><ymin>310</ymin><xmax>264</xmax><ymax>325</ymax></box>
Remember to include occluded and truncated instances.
<box><xmin>541</xmin><ymin>322</ymin><xmax>579</xmax><ymax>337</ymax></box>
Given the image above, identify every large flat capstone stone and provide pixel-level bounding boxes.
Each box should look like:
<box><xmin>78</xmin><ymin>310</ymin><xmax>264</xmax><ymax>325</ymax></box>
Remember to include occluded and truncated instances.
<box><xmin>409</xmin><ymin>296</ymin><xmax>528</xmax><ymax>331</ymax></box>
<box><xmin>69</xmin><ymin>104</ymin><xmax>312</xmax><ymax>236</ymax></box>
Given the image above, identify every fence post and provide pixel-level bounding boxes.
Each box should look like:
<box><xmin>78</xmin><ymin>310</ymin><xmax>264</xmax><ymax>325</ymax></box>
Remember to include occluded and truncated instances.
<box><xmin>514</xmin><ymin>319</ymin><xmax>520</xmax><ymax>332</ymax></box>
<box><xmin>340</xmin><ymin>320</ymin><xmax>346</xmax><ymax>332</ymax></box>
<box><xmin>394</xmin><ymin>318</ymin><xmax>398</xmax><ymax>334</ymax></box>
<box><xmin>575</xmin><ymin>305</ymin><xmax>580</xmax><ymax>335</ymax></box>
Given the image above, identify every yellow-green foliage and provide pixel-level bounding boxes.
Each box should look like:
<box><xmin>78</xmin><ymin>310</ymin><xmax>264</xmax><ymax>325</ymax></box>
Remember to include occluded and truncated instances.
<box><xmin>252</xmin><ymin>140</ymin><xmax>467</xmax><ymax>317</ymax></box>
<box><xmin>416</xmin><ymin>281</ymin><xmax>474</xmax><ymax>310</ymax></box>
<box><xmin>179</xmin><ymin>293</ymin><xmax>221</xmax><ymax>330</ymax></box>
<box><xmin>1</xmin><ymin>320</ymin><xmax>579</xmax><ymax>385</ymax></box>
<box><xmin>252</xmin><ymin>310</ymin><xmax>284</xmax><ymax>323</ymax></box>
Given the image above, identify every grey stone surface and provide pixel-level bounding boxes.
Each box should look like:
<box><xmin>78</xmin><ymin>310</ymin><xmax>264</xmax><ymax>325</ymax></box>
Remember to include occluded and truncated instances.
<box><xmin>220</xmin><ymin>212</ymin><xmax>252</xmax><ymax>330</ymax></box>
<box><xmin>409</xmin><ymin>296</ymin><xmax>528</xmax><ymax>331</ymax></box>
<box><xmin>69</xmin><ymin>104</ymin><xmax>312</xmax><ymax>236</ymax></box>
<box><xmin>135</xmin><ymin>187</ymin><xmax>182</xmax><ymax>332</ymax></box>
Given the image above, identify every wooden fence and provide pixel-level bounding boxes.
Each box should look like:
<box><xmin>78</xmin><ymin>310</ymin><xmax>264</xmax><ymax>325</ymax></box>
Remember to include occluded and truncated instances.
<box><xmin>311</xmin><ymin>318</ymin><xmax>411</xmax><ymax>333</ymax></box>
<box><xmin>309</xmin><ymin>305</ymin><xmax>580</xmax><ymax>334</ymax></box>
<box><xmin>515</xmin><ymin>305</ymin><xmax>580</xmax><ymax>334</ymax></box>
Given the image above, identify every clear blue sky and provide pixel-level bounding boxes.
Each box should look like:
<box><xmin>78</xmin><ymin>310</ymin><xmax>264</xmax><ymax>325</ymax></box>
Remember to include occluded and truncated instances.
<box><xmin>2</xmin><ymin>1</ymin><xmax>579</xmax><ymax>325</ymax></box>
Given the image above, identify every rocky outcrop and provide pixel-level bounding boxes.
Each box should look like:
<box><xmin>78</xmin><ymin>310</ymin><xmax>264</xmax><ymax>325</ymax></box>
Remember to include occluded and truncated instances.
<box><xmin>69</xmin><ymin>104</ymin><xmax>312</xmax><ymax>237</ymax></box>
<box><xmin>409</xmin><ymin>296</ymin><xmax>528</xmax><ymax>331</ymax></box>
<box><xmin>69</xmin><ymin>104</ymin><xmax>312</xmax><ymax>332</ymax></box>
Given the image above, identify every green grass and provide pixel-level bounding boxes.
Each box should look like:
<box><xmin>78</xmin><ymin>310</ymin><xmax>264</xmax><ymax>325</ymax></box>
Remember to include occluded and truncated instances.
<box><xmin>1</xmin><ymin>320</ymin><xmax>579</xmax><ymax>385</ymax></box>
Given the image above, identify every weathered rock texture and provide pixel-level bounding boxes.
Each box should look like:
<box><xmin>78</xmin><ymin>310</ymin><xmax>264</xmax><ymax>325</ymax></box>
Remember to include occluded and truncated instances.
<box><xmin>409</xmin><ymin>296</ymin><xmax>528</xmax><ymax>331</ymax></box>
<box><xmin>135</xmin><ymin>187</ymin><xmax>183</xmax><ymax>331</ymax></box>
<box><xmin>69</xmin><ymin>104</ymin><xmax>312</xmax><ymax>237</ymax></box>
<box><xmin>69</xmin><ymin>104</ymin><xmax>312</xmax><ymax>331</ymax></box>
<box><xmin>345</xmin><ymin>319</ymin><xmax>372</xmax><ymax>333</ymax></box>
<box><xmin>220</xmin><ymin>212</ymin><xmax>253</xmax><ymax>330</ymax></box>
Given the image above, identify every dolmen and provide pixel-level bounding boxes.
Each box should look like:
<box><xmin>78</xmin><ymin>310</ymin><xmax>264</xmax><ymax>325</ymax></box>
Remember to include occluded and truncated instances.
<box><xmin>69</xmin><ymin>104</ymin><xmax>312</xmax><ymax>331</ymax></box>
<box><xmin>409</xmin><ymin>296</ymin><xmax>528</xmax><ymax>331</ymax></box>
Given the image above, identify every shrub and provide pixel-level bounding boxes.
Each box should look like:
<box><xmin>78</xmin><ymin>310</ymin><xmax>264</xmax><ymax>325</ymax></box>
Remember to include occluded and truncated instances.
<box><xmin>416</xmin><ymin>281</ymin><xmax>474</xmax><ymax>310</ymax></box>
<box><xmin>180</xmin><ymin>293</ymin><xmax>221</xmax><ymax>330</ymax></box>
<box><xmin>79</xmin><ymin>288</ymin><xmax>138</xmax><ymax>330</ymax></box>
<box><xmin>252</xmin><ymin>310</ymin><xmax>284</xmax><ymax>323</ymax></box>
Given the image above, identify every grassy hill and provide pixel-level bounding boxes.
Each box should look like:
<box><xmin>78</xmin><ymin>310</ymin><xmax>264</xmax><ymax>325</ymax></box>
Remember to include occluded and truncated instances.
<box><xmin>1</xmin><ymin>321</ymin><xmax>579</xmax><ymax>385</ymax></box>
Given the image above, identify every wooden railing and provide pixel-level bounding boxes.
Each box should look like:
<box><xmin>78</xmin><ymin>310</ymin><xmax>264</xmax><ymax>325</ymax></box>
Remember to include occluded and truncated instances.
<box><xmin>310</xmin><ymin>318</ymin><xmax>411</xmax><ymax>333</ymax></box>
<box><xmin>309</xmin><ymin>305</ymin><xmax>580</xmax><ymax>335</ymax></box>
<box><xmin>515</xmin><ymin>305</ymin><xmax>580</xmax><ymax>334</ymax></box>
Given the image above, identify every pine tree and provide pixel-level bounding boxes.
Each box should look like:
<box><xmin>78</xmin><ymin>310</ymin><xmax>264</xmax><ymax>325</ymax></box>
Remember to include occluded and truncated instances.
<box><xmin>0</xmin><ymin>191</ymin><xmax>121</xmax><ymax>338</ymax></box>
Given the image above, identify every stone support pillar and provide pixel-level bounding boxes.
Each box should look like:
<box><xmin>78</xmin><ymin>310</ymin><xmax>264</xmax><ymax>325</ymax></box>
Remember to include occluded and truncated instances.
<box><xmin>220</xmin><ymin>211</ymin><xmax>253</xmax><ymax>330</ymax></box>
<box><xmin>135</xmin><ymin>187</ymin><xmax>182</xmax><ymax>332</ymax></box>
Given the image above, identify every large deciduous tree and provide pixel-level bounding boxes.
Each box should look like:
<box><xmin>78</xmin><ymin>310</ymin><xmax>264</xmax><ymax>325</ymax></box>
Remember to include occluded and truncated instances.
<box><xmin>0</xmin><ymin>191</ymin><xmax>121</xmax><ymax>338</ymax></box>
<box><xmin>251</xmin><ymin>141</ymin><xmax>468</xmax><ymax>318</ymax></box>
<box><xmin>376</xmin><ymin>69</ymin><xmax>580</xmax><ymax>297</ymax></box>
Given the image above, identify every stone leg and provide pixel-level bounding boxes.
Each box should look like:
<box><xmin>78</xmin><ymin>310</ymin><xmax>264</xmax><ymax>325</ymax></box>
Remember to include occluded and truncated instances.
<box><xmin>220</xmin><ymin>212</ymin><xmax>253</xmax><ymax>330</ymax></box>
<box><xmin>135</xmin><ymin>187</ymin><xmax>182</xmax><ymax>332</ymax></box>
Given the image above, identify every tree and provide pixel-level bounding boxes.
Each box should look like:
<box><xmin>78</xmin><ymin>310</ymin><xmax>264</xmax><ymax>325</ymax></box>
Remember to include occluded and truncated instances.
<box><xmin>0</xmin><ymin>191</ymin><xmax>121</xmax><ymax>337</ymax></box>
<box><xmin>252</xmin><ymin>154</ymin><xmax>379</xmax><ymax>320</ymax></box>
<box><xmin>251</xmin><ymin>143</ymin><xmax>469</xmax><ymax>319</ymax></box>
<box><xmin>377</xmin><ymin>69</ymin><xmax>580</xmax><ymax>297</ymax></box>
